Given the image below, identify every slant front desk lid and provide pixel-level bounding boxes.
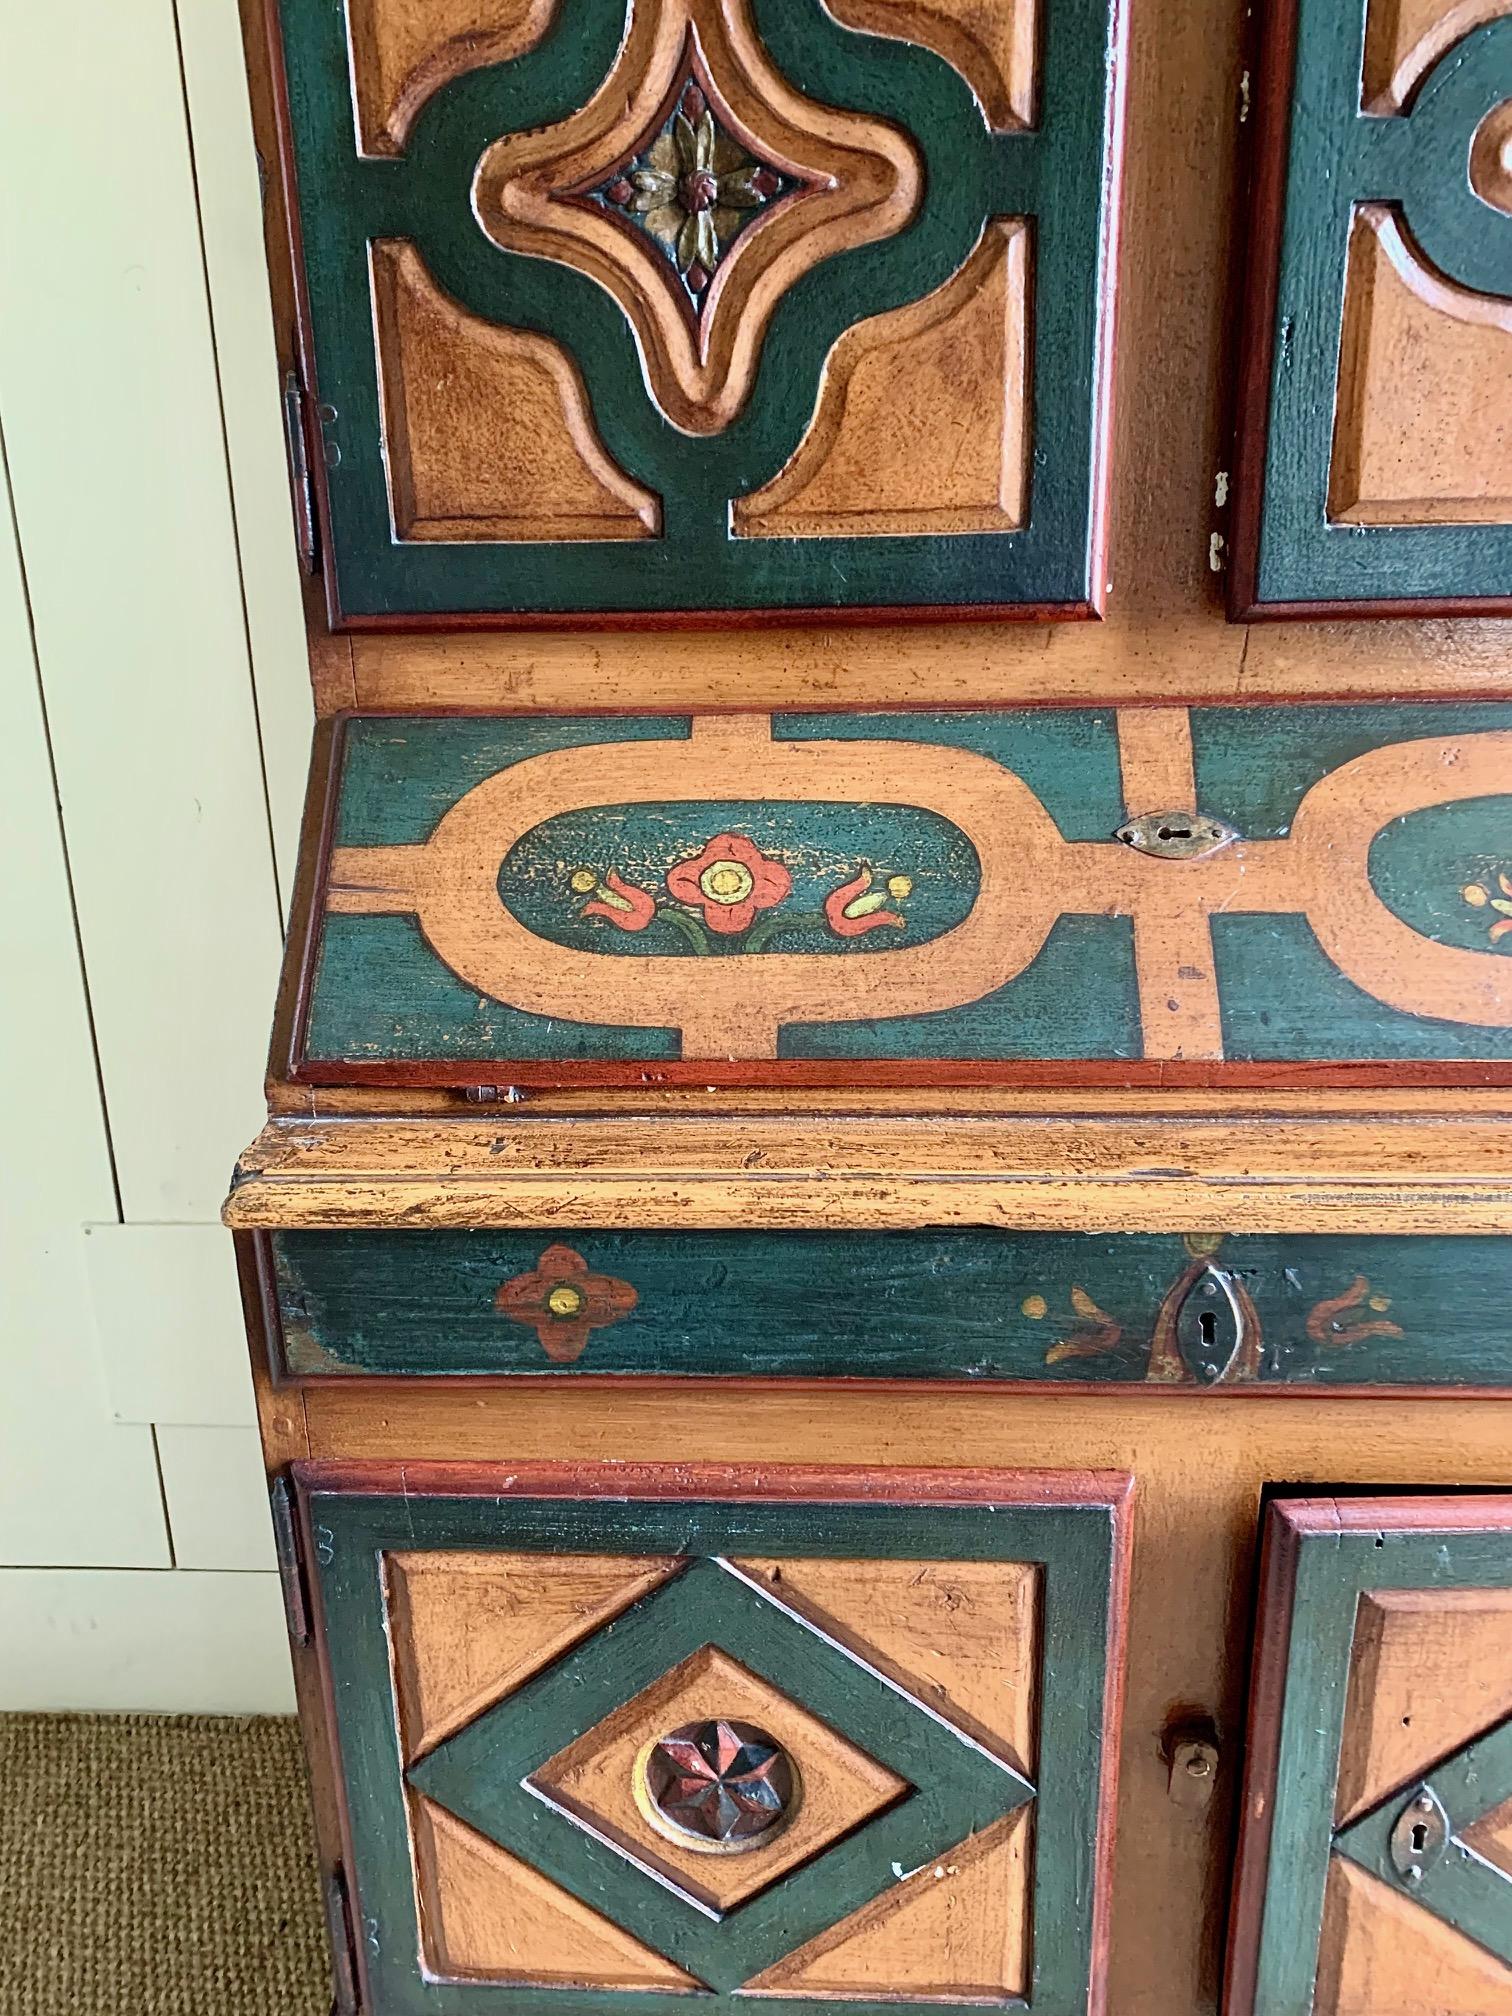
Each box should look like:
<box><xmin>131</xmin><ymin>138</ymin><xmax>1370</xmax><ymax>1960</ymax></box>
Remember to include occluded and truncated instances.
<box><xmin>281</xmin><ymin>706</ymin><xmax>1512</xmax><ymax>1089</ymax></box>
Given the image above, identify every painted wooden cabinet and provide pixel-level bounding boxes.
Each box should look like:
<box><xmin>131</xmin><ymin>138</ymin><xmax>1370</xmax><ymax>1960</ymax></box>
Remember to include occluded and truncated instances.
<box><xmin>1226</xmin><ymin>1497</ymin><xmax>1512</xmax><ymax>2014</ymax></box>
<box><xmin>227</xmin><ymin>0</ymin><xmax>1512</xmax><ymax>2009</ymax></box>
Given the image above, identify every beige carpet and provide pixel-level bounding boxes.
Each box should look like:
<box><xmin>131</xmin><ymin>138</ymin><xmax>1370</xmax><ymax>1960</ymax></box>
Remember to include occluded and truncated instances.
<box><xmin>0</xmin><ymin>1714</ymin><xmax>327</xmax><ymax>2015</ymax></box>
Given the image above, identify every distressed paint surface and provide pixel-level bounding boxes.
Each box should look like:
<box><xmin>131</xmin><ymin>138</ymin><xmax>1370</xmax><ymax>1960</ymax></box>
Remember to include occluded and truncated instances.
<box><xmin>298</xmin><ymin>706</ymin><xmax>1512</xmax><ymax>1076</ymax></box>
<box><xmin>304</xmin><ymin>1474</ymin><xmax>1123</xmax><ymax>2013</ymax></box>
<box><xmin>275</xmin><ymin>0</ymin><xmax>1120</xmax><ymax>618</ymax></box>
<box><xmin>1238</xmin><ymin>1506</ymin><xmax>1512</xmax><ymax>2012</ymax></box>
<box><xmin>271</xmin><ymin>1229</ymin><xmax>1511</xmax><ymax>1386</ymax></box>
<box><xmin>1244</xmin><ymin>0</ymin><xmax>1512</xmax><ymax>604</ymax></box>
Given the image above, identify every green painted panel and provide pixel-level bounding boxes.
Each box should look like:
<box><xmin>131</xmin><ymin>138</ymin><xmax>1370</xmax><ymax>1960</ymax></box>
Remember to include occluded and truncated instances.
<box><xmin>778</xmin><ymin>915</ymin><xmax>1140</xmax><ymax>1059</ymax></box>
<box><xmin>1244</xmin><ymin>1509</ymin><xmax>1512</xmax><ymax>2012</ymax></box>
<box><xmin>1214</xmin><ymin>914</ymin><xmax>1512</xmax><ymax>1058</ymax></box>
<box><xmin>296</xmin><ymin>707</ymin><xmax>1512</xmax><ymax>1074</ymax></box>
<box><xmin>1370</xmin><ymin>798</ymin><xmax>1512</xmax><ymax>955</ymax></box>
<box><xmin>1246</xmin><ymin>1</ymin><xmax>1512</xmax><ymax>605</ymax></box>
<box><xmin>500</xmin><ymin>801</ymin><xmax>978</xmax><ymax>957</ymax></box>
<box><xmin>1189</xmin><ymin>704</ymin><xmax>1512</xmax><ymax>838</ymax></box>
<box><xmin>308</xmin><ymin>1480</ymin><xmax>1120</xmax><ymax>2014</ymax></box>
<box><xmin>275</xmin><ymin>0</ymin><xmax>1121</xmax><ymax>618</ymax></box>
<box><xmin>271</xmin><ymin>1229</ymin><xmax>1512</xmax><ymax>1386</ymax></box>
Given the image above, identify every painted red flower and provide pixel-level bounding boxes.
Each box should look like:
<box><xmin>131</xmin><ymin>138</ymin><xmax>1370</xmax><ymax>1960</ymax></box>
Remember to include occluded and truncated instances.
<box><xmin>824</xmin><ymin>867</ymin><xmax>909</xmax><ymax>937</ymax></box>
<box><xmin>577</xmin><ymin>869</ymin><xmax>656</xmax><ymax>931</ymax></box>
<box><xmin>666</xmin><ymin>834</ymin><xmax>791</xmax><ymax>934</ymax></box>
<box><xmin>494</xmin><ymin>1245</ymin><xmax>638</xmax><ymax>1363</ymax></box>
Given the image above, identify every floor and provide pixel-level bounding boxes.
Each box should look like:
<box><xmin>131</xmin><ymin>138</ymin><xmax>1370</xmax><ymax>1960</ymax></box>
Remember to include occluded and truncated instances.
<box><xmin>0</xmin><ymin>1714</ymin><xmax>326</xmax><ymax>2014</ymax></box>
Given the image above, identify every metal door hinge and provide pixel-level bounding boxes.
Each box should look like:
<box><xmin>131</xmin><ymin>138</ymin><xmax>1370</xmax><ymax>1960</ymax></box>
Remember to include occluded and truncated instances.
<box><xmin>282</xmin><ymin>368</ymin><xmax>321</xmax><ymax>577</ymax></box>
<box><xmin>324</xmin><ymin>1865</ymin><xmax>362</xmax><ymax>2016</ymax></box>
<box><xmin>270</xmin><ymin>1475</ymin><xmax>312</xmax><ymax>1648</ymax></box>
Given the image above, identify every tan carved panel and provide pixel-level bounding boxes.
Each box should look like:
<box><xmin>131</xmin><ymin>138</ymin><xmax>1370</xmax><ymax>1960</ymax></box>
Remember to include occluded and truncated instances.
<box><xmin>1361</xmin><ymin>0</ymin><xmax>1512</xmax><ymax>111</ymax></box>
<box><xmin>824</xmin><ymin>0</ymin><xmax>1037</xmax><ymax>129</ymax></box>
<box><xmin>472</xmin><ymin>0</ymin><xmax>921</xmax><ymax>434</ymax></box>
<box><xmin>371</xmin><ymin>242</ymin><xmax>660</xmax><ymax>543</ymax></box>
<box><xmin>732</xmin><ymin>220</ymin><xmax>1029</xmax><ymax>539</ymax></box>
<box><xmin>1316</xmin><ymin>1858</ymin><xmax>1512</xmax><ymax>2015</ymax></box>
<box><xmin>346</xmin><ymin>0</ymin><xmax>560</xmax><ymax>156</ymax></box>
<box><xmin>1328</xmin><ymin>206</ymin><xmax>1512</xmax><ymax>527</ymax></box>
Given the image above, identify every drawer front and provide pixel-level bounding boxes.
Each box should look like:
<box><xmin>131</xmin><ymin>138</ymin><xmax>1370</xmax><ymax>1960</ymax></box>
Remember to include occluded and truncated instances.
<box><xmin>1233</xmin><ymin>0</ymin><xmax>1512</xmax><ymax>613</ymax></box>
<box><xmin>269</xmin><ymin>0</ymin><xmax>1120</xmax><ymax>624</ymax></box>
<box><xmin>299</xmin><ymin>1462</ymin><xmax>1130</xmax><ymax>2015</ymax></box>
<box><xmin>287</xmin><ymin>706</ymin><xmax>1512</xmax><ymax>1089</ymax></box>
<box><xmin>266</xmin><ymin>1228</ymin><xmax>1512</xmax><ymax>1389</ymax></box>
<box><xmin>1226</xmin><ymin>1496</ymin><xmax>1512</xmax><ymax>2015</ymax></box>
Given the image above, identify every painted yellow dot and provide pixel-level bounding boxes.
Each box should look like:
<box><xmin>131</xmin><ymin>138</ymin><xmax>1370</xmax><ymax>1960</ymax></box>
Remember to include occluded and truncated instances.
<box><xmin>1465</xmin><ymin>884</ymin><xmax>1489</xmax><ymax>907</ymax></box>
<box><xmin>887</xmin><ymin>875</ymin><xmax>913</xmax><ymax>899</ymax></box>
<box><xmin>1368</xmin><ymin>1294</ymin><xmax>1390</xmax><ymax>1313</ymax></box>
<box><xmin>1021</xmin><ymin>1295</ymin><xmax>1048</xmax><ymax>1320</ymax></box>
<box><xmin>547</xmin><ymin>1284</ymin><xmax>585</xmax><ymax>1316</ymax></box>
<box><xmin>570</xmin><ymin>869</ymin><xmax>597</xmax><ymax>894</ymax></box>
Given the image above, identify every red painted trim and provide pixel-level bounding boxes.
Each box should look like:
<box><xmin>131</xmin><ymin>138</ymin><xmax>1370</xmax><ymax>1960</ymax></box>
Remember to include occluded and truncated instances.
<box><xmin>1269</xmin><ymin>1493</ymin><xmax>1512</xmax><ymax>1537</ymax></box>
<box><xmin>1220</xmin><ymin>1494</ymin><xmax>1304</xmax><ymax>2016</ymax></box>
<box><xmin>1233</xmin><ymin>590</ymin><xmax>1512</xmax><ymax>622</ymax></box>
<box><xmin>291</xmin><ymin>1457</ymin><xmax>1134</xmax><ymax>1510</ymax></box>
<box><xmin>1088</xmin><ymin>1459</ymin><xmax>1135</xmax><ymax>2016</ymax></box>
<box><xmin>1084</xmin><ymin>0</ymin><xmax>1131</xmax><ymax>628</ymax></box>
<box><xmin>333</xmin><ymin>600</ymin><xmax>1100</xmax><ymax>632</ymax></box>
<box><xmin>283</xmin><ymin>1368</ymin><xmax>1512</xmax><ymax>1403</ymax></box>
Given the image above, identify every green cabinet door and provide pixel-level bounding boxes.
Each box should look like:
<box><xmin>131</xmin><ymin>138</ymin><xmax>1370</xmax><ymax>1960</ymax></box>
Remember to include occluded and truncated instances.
<box><xmin>1226</xmin><ymin>1495</ymin><xmax>1512</xmax><ymax>2015</ymax></box>
<box><xmin>268</xmin><ymin>0</ymin><xmax>1122</xmax><ymax>623</ymax></box>
<box><xmin>1232</xmin><ymin>0</ymin><xmax>1512</xmax><ymax>613</ymax></box>
<box><xmin>297</xmin><ymin>1461</ymin><xmax>1130</xmax><ymax>2013</ymax></box>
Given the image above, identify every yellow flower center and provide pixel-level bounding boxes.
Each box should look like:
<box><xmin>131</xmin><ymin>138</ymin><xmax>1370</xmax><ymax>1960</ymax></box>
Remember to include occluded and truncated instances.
<box><xmin>699</xmin><ymin>860</ymin><xmax>754</xmax><ymax>905</ymax></box>
<box><xmin>887</xmin><ymin>875</ymin><xmax>913</xmax><ymax>899</ymax></box>
<box><xmin>1465</xmin><ymin>883</ymin><xmax>1490</xmax><ymax>907</ymax></box>
<box><xmin>570</xmin><ymin>868</ymin><xmax>598</xmax><ymax>894</ymax></box>
<box><xmin>547</xmin><ymin>1284</ymin><xmax>585</xmax><ymax>1317</ymax></box>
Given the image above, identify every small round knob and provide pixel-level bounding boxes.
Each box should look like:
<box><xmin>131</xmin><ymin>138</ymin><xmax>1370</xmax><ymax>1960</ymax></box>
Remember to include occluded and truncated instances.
<box><xmin>641</xmin><ymin>1720</ymin><xmax>795</xmax><ymax>1848</ymax></box>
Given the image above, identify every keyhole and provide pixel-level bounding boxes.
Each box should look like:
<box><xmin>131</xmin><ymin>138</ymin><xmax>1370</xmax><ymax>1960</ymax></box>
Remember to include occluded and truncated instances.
<box><xmin>1411</xmin><ymin>1822</ymin><xmax>1429</xmax><ymax>1855</ymax></box>
<box><xmin>1199</xmin><ymin>1309</ymin><xmax>1217</xmax><ymax>1347</ymax></box>
<box><xmin>1157</xmin><ymin>824</ymin><xmax>1192</xmax><ymax>841</ymax></box>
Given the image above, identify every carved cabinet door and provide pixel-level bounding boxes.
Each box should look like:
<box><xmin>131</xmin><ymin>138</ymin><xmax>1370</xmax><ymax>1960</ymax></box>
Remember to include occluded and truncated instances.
<box><xmin>1232</xmin><ymin>0</ymin><xmax>1512</xmax><ymax>614</ymax></box>
<box><xmin>1226</xmin><ymin>1495</ymin><xmax>1512</xmax><ymax>2015</ymax></box>
<box><xmin>267</xmin><ymin>0</ymin><xmax>1123</xmax><ymax>624</ymax></box>
<box><xmin>294</xmin><ymin>1462</ymin><xmax>1131</xmax><ymax>2015</ymax></box>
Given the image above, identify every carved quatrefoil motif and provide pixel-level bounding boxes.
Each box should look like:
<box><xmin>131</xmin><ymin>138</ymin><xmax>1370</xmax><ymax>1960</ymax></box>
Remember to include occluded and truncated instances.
<box><xmin>473</xmin><ymin>0</ymin><xmax>921</xmax><ymax>433</ymax></box>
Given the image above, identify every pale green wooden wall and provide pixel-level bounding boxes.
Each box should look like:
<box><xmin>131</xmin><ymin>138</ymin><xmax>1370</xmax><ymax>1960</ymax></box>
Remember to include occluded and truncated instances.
<box><xmin>0</xmin><ymin>0</ymin><xmax>311</xmax><ymax>1707</ymax></box>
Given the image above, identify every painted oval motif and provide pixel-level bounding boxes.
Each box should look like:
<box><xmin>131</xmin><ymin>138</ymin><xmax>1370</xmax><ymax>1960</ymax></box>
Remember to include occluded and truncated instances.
<box><xmin>1368</xmin><ymin>796</ymin><xmax>1512</xmax><ymax>955</ymax></box>
<box><xmin>499</xmin><ymin>800</ymin><xmax>981</xmax><ymax>956</ymax></box>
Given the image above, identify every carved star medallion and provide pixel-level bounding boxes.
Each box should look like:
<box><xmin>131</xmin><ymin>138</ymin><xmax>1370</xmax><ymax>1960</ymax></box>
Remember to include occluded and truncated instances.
<box><xmin>643</xmin><ymin>1718</ymin><xmax>795</xmax><ymax>1846</ymax></box>
<box><xmin>473</xmin><ymin>0</ymin><xmax>920</xmax><ymax>433</ymax></box>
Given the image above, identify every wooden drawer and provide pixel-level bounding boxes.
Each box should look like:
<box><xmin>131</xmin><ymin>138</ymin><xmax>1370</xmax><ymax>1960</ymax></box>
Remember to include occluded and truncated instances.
<box><xmin>1226</xmin><ymin>1495</ymin><xmax>1512</xmax><ymax>2015</ymax></box>
<box><xmin>295</xmin><ymin>1462</ymin><xmax>1131</xmax><ymax>2015</ymax></box>
<box><xmin>259</xmin><ymin>1227</ymin><xmax>1512</xmax><ymax>1389</ymax></box>
<box><xmin>282</xmin><ymin>704</ymin><xmax>1512</xmax><ymax>1091</ymax></box>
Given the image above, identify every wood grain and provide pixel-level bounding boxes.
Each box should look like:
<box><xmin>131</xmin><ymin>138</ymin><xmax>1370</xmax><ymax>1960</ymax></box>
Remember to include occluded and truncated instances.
<box><xmin>225</xmin><ymin>1111</ymin><xmax>1512</xmax><ymax>1234</ymax></box>
<box><xmin>733</xmin><ymin>1558</ymin><xmax>1038</xmax><ymax>1772</ymax></box>
<box><xmin>745</xmin><ymin>1806</ymin><xmax>1032</xmax><ymax>1999</ymax></box>
<box><xmin>346</xmin><ymin>0</ymin><xmax>559</xmax><ymax>157</ymax></box>
<box><xmin>1315</xmin><ymin>1857</ymin><xmax>1512</xmax><ymax>2014</ymax></box>
<box><xmin>372</xmin><ymin>241</ymin><xmax>659</xmax><ymax>543</ymax></box>
<box><xmin>386</xmin><ymin>1549</ymin><xmax>681</xmax><ymax>1761</ymax></box>
<box><xmin>411</xmin><ymin>1796</ymin><xmax>701</xmax><ymax>1987</ymax></box>
<box><xmin>1329</xmin><ymin>207</ymin><xmax>1512</xmax><ymax>527</ymax></box>
<box><xmin>733</xmin><ymin>221</ymin><xmax>1028</xmax><ymax>538</ymax></box>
